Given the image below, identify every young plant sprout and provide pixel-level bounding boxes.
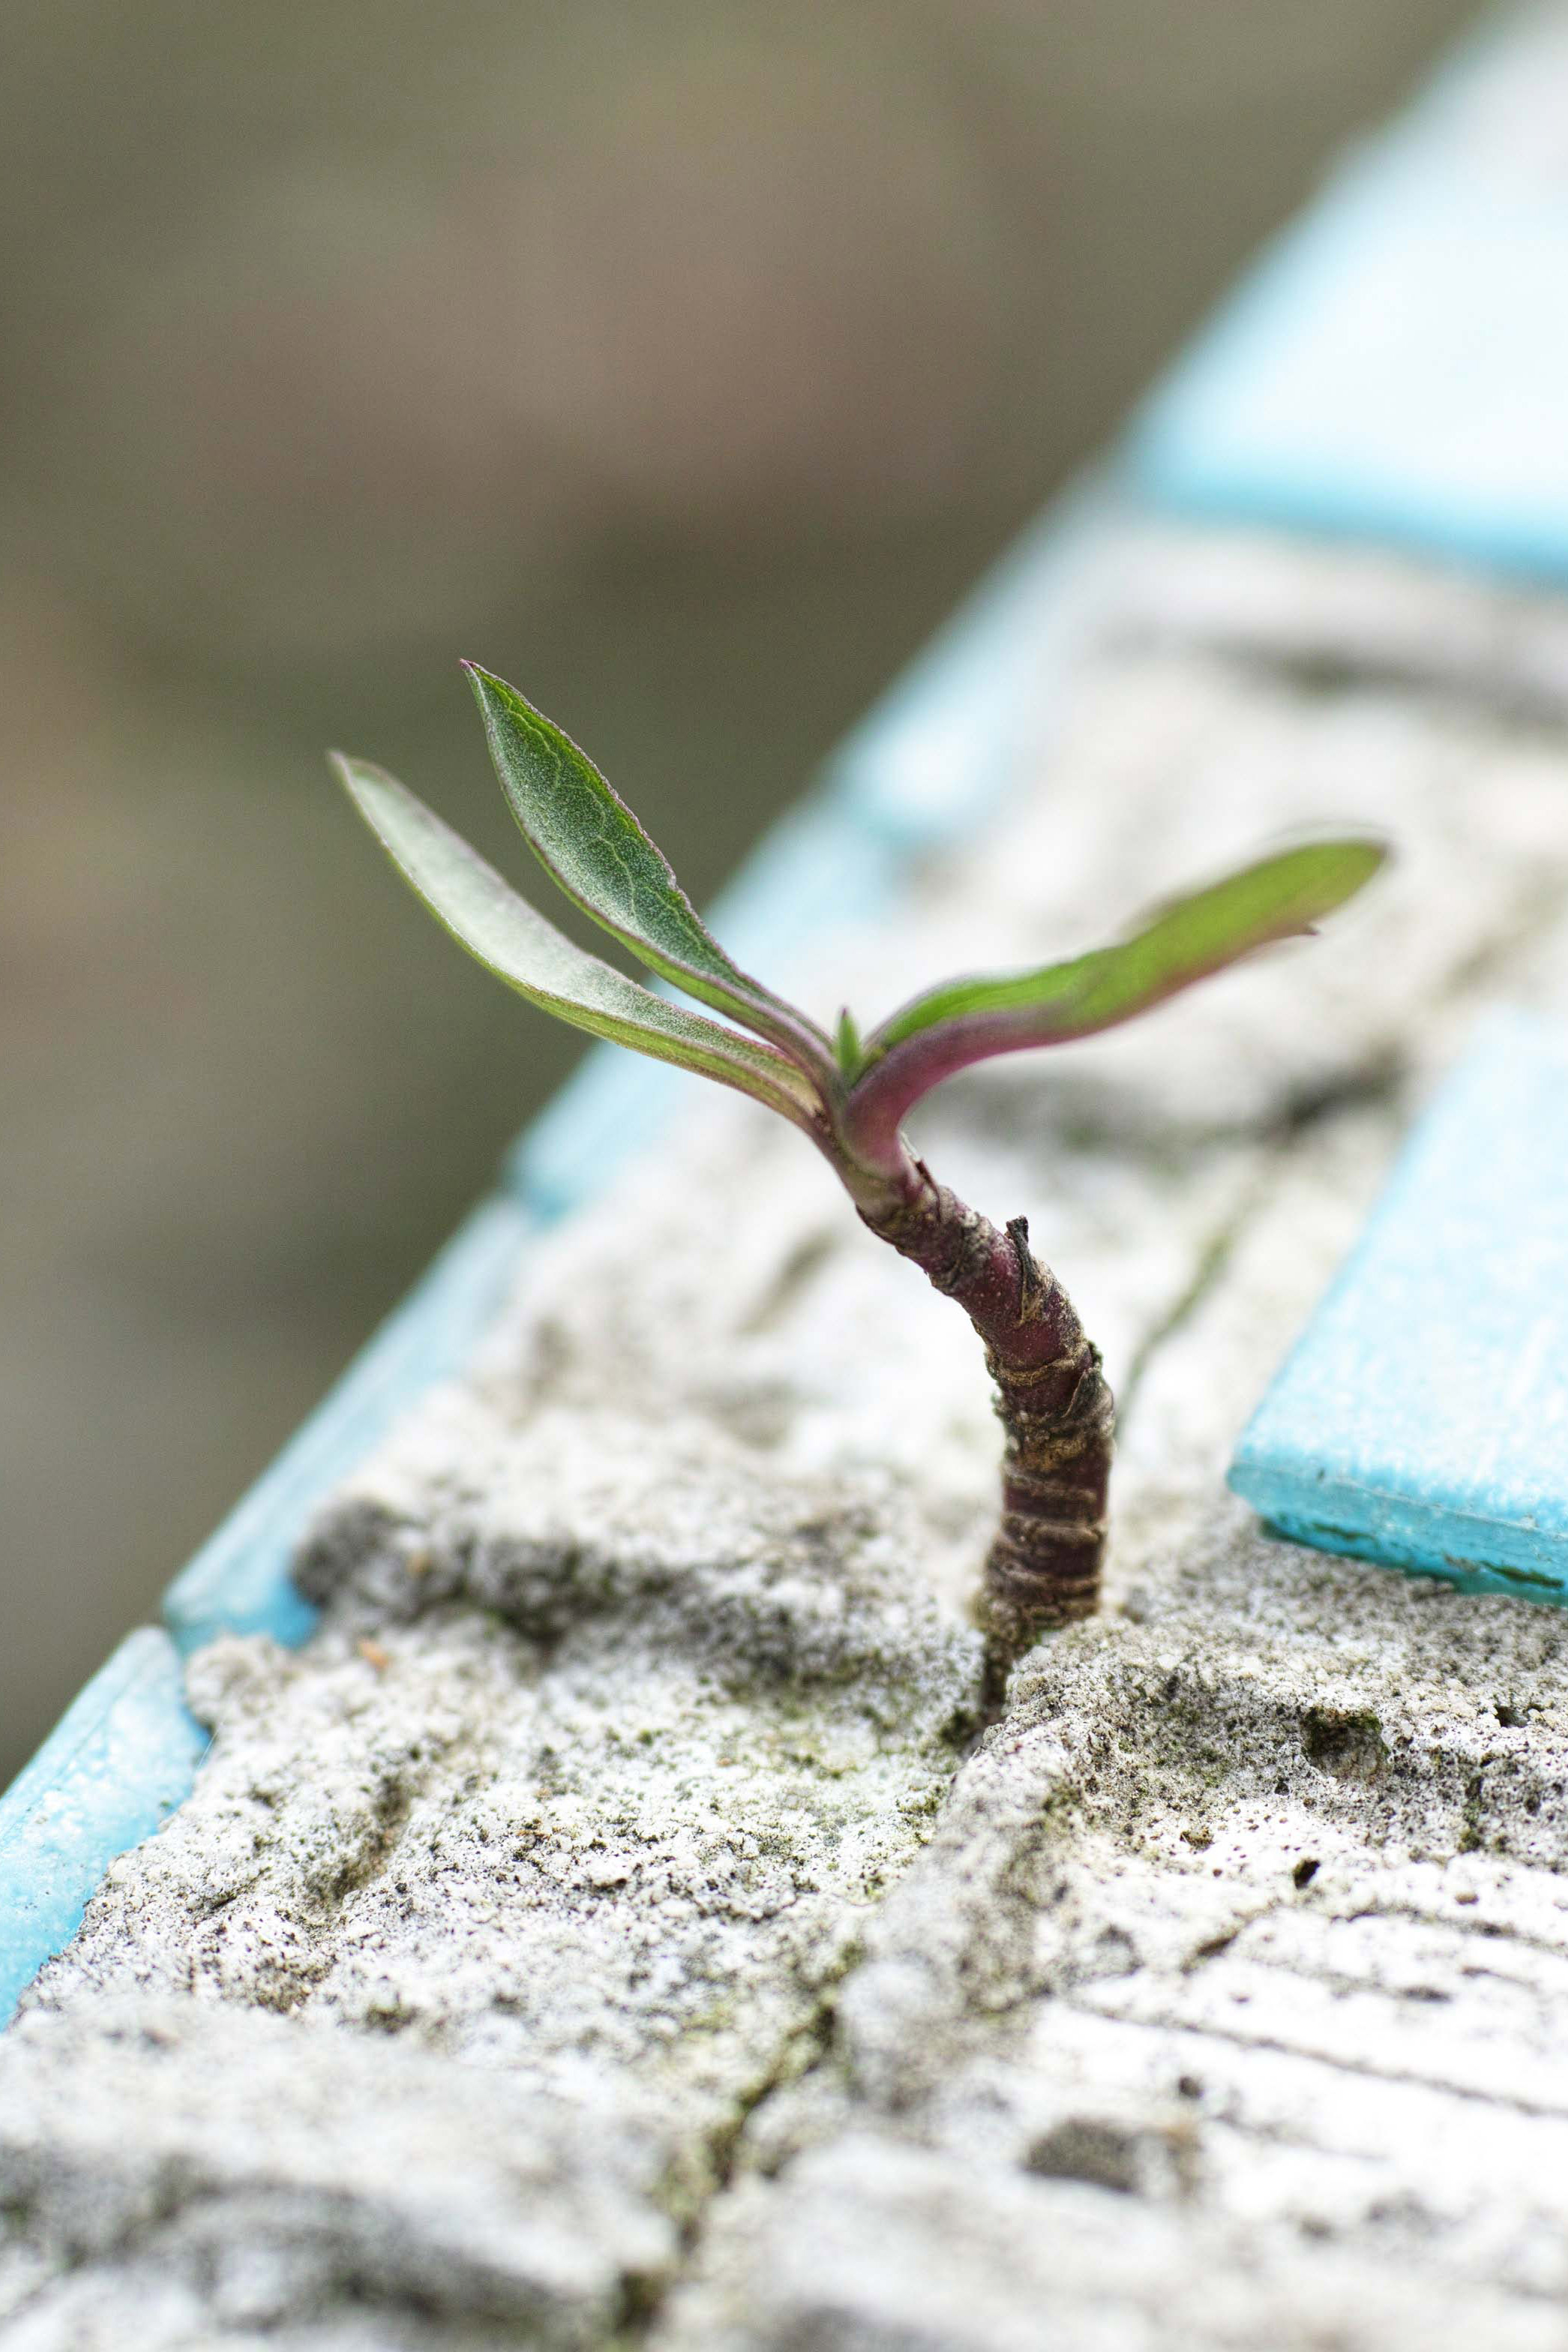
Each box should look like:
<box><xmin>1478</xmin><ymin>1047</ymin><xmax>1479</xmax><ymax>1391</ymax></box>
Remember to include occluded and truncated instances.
<box><xmin>334</xmin><ymin>667</ymin><xmax>1384</xmax><ymax>1682</ymax></box>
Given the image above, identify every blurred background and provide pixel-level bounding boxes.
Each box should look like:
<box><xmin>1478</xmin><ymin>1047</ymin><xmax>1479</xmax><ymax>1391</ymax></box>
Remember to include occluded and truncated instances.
<box><xmin>2</xmin><ymin>0</ymin><xmax>1476</xmax><ymax>1781</ymax></box>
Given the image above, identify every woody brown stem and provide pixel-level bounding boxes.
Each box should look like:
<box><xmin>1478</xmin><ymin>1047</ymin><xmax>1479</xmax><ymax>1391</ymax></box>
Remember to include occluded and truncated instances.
<box><xmin>857</xmin><ymin>1165</ymin><xmax>1114</xmax><ymax>1685</ymax></box>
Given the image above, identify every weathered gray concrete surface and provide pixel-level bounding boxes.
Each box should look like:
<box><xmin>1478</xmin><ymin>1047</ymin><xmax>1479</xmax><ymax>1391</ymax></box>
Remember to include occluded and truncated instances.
<box><xmin>8</xmin><ymin>519</ymin><xmax>1568</xmax><ymax>2348</ymax></box>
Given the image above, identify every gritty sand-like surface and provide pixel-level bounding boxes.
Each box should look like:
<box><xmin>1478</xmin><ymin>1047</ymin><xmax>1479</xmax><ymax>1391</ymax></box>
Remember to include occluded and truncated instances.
<box><xmin>7</xmin><ymin>515</ymin><xmax>1568</xmax><ymax>2348</ymax></box>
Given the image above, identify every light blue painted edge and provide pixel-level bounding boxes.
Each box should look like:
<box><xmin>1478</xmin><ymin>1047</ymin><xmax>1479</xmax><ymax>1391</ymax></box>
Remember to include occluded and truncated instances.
<box><xmin>0</xmin><ymin>1196</ymin><xmax>534</xmax><ymax>2022</ymax></box>
<box><xmin>1243</xmin><ymin>1492</ymin><xmax>1568</xmax><ymax>1607</ymax></box>
<box><xmin>1229</xmin><ymin>1011</ymin><xmax>1568</xmax><ymax>1602</ymax></box>
<box><xmin>0</xmin><ymin>1630</ymin><xmax>208</xmax><ymax>2024</ymax></box>
<box><xmin>163</xmin><ymin>1191</ymin><xmax>535</xmax><ymax>1654</ymax></box>
<box><xmin>1131</xmin><ymin>154</ymin><xmax>1568</xmax><ymax>590</ymax></box>
<box><xmin>1129</xmin><ymin>2</ymin><xmax>1568</xmax><ymax>589</ymax></box>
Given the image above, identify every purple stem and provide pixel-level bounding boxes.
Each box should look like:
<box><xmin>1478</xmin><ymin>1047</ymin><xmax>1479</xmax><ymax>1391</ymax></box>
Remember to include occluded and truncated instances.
<box><xmin>846</xmin><ymin>1150</ymin><xmax>1114</xmax><ymax>1689</ymax></box>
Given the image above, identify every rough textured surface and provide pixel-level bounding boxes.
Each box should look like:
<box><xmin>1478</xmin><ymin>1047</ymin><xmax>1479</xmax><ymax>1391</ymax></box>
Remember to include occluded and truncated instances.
<box><xmin>9</xmin><ymin>515</ymin><xmax>1568</xmax><ymax>2348</ymax></box>
<box><xmin>0</xmin><ymin>1998</ymin><xmax>670</xmax><ymax>2349</ymax></box>
<box><xmin>671</xmin><ymin>1520</ymin><xmax>1568</xmax><ymax>2350</ymax></box>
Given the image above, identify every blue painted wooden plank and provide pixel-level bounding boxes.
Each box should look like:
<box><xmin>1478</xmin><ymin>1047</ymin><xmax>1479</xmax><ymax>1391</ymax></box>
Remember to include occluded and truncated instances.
<box><xmin>0</xmin><ymin>1629</ymin><xmax>208</xmax><ymax>2024</ymax></box>
<box><xmin>1133</xmin><ymin>9</ymin><xmax>1568</xmax><ymax>586</ymax></box>
<box><xmin>1230</xmin><ymin>1013</ymin><xmax>1568</xmax><ymax>1600</ymax></box>
<box><xmin>163</xmin><ymin>1193</ymin><xmax>533</xmax><ymax>1653</ymax></box>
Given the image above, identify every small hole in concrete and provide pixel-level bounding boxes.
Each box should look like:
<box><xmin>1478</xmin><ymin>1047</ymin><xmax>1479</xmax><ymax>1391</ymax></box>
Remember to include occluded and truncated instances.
<box><xmin>1303</xmin><ymin>1708</ymin><xmax>1388</xmax><ymax>1784</ymax></box>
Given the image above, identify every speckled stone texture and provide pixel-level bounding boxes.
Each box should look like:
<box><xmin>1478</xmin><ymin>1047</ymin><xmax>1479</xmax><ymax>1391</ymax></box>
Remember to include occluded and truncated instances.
<box><xmin>8</xmin><ymin>516</ymin><xmax>1568</xmax><ymax>2349</ymax></box>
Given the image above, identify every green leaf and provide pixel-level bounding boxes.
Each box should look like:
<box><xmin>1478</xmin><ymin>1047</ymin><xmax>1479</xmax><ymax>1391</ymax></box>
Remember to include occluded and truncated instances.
<box><xmin>332</xmin><ymin>754</ymin><xmax>826</xmax><ymax>1128</ymax></box>
<box><xmin>865</xmin><ymin>839</ymin><xmax>1389</xmax><ymax>1056</ymax></box>
<box><xmin>463</xmin><ymin>664</ymin><xmax>830</xmax><ymax>1072</ymax></box>
<box><xmin>834</xmin><ymin>1006</ymin><xmax>865</xmax><ymax>1083</ymax></box>
<box><xmin>840</xmin><ymin>838</ymin><xmax>1389</xmax><ymax>1176</ymax></box>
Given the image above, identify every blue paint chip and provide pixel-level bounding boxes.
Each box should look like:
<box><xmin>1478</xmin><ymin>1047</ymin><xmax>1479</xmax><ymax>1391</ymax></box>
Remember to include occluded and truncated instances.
<box><xmin>0</xmin><ymin>1629</ymin><xmax>208</xmax><ymax>2024</ymax></box>
<box><xmin>163</xmin><ymin>1194</ymin><xmax>533</xmax><ymax>1654</ymax></box>
<box><xmin>1230</xmin><ymin>1013</ymin><xmax>1568</xmax><ymax>1600</ymax></box>
<box><xmin>1135</xmin><ymin>64</ymin><xmax>1568</xmax><ymax>585</ymax></box>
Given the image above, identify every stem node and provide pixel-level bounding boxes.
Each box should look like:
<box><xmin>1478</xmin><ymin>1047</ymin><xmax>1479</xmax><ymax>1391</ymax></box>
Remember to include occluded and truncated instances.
<box><xmin>859</xmin><ymin>1177</ymin><xmax>1114</xmax><ymax>1685</ymax></box>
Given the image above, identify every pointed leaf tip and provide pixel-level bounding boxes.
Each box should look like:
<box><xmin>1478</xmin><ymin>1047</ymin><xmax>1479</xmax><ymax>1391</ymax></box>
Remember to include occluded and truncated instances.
<box><xmin>841</xmin><ymin>834</ymin><xmax>1389</xmax><ymax>1172</ymax></box>
<box><xmin>331</xmin><ymin>750</ymin><xmax>824</xmax><ymax>1129</ymax></box>
<box><xmin>868</xmin><ymin>835</ymin><xmax>1388</xmax><ymax>1060</ymax></box>
<box><xmin>834</xmin><ymin>1006</ymin><xmax>865</xmax><ymax>1083</ymax></box>
<box><xmin>463</xmin><ymin>663</ymin><xmax>829</xmax><ymax>1076</ymax></box>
